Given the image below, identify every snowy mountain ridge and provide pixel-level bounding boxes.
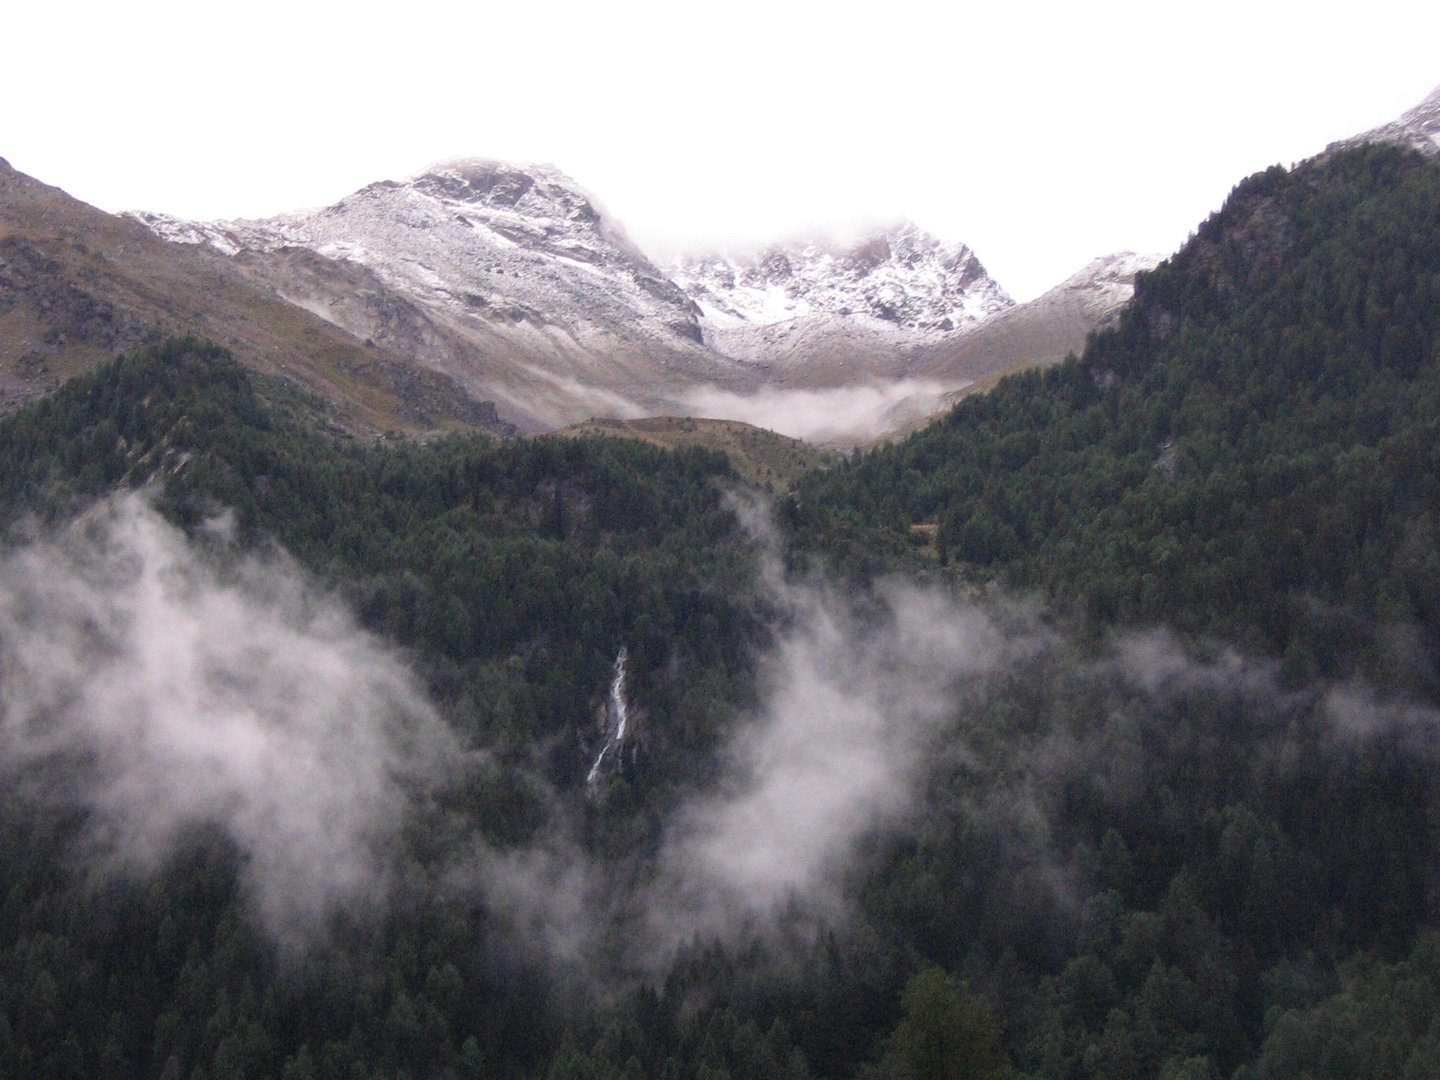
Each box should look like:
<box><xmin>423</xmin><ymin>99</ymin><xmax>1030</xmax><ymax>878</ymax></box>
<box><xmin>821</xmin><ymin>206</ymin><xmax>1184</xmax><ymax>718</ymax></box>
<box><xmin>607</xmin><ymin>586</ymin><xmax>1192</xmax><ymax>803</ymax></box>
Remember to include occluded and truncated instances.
<box><xmin>127</xmin><ymin>158</ymin><xmax>1147</xmax><ymax>442</ymax></box>
<box><xmin>670</xmin><ymin>223</ymin><xmax>1013</xmax><ymax>336</ymax></box>
<box><xmin>130</xmin><ymin>160</ymin><xmax>741</xmax><ymax>431</ymax></box>
<box><xmin>133</xmin><ymin>159</ymin><xmax>704</xmax><ymax>343</ymax></box>
<box><xmin>1044</xmin><ymin>251</ymin><xmax>1163</xmax><ymax>322</ymax></box>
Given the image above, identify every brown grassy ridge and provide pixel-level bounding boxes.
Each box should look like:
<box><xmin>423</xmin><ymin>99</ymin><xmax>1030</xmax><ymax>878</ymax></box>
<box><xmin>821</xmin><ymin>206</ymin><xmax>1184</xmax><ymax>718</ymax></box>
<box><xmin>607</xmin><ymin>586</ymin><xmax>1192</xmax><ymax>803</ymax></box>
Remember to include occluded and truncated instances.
<box><xmin>0</xmin><ymin>156</ymin><xmax>500</xmax><ymax>436</ymax></box>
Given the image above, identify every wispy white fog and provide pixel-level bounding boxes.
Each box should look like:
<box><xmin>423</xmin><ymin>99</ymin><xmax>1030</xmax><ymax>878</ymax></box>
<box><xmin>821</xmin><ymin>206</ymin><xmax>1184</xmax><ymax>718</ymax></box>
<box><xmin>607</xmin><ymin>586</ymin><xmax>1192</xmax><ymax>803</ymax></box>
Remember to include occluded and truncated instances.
<box><xmin>680</xmin><ymin>379</ymin><xmax>961</xmax><ymax>446</ymax></box>
<box><xmin>643</xmin><ymin>564</ymin><xmax>1039</xmax><ymax>953</ymax></box>
<box><xmin>6</xmin><ymin>495</ymin><xmax>1435</xmax><ymax>983</ymax></box>
<box><xmin>464</xmin><ymin>501</ymin><xmax>1051</xmax><ymax>976</ymax></box>
<box><xmin>0</xmin><ymin>494</ymin><xmax>456</xmax><ymax>947</ymax></box>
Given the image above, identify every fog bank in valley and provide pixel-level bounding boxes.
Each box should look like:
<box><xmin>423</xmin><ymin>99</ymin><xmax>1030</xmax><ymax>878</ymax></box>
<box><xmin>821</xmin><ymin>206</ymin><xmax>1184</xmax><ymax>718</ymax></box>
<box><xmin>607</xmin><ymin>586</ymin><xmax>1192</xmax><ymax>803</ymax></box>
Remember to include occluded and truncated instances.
<box><xmin>681</xmin><ymin>379</ymin><xmax>961</xmax><ymax>446</ymax></box>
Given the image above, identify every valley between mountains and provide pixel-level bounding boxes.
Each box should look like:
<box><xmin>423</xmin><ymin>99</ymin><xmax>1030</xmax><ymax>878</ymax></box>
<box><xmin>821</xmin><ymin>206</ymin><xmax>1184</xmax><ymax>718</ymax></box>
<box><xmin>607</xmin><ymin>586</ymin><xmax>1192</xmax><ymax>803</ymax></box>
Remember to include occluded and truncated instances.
<box><xmin>2</xmin><ymin>82</ymin><xmax>1440</xmax><ymax>1080</ymax></box>
<box><xmin>3</xmin><ymin>145</ymin><xmax>1159</xmax><ymax>446</ymax></box>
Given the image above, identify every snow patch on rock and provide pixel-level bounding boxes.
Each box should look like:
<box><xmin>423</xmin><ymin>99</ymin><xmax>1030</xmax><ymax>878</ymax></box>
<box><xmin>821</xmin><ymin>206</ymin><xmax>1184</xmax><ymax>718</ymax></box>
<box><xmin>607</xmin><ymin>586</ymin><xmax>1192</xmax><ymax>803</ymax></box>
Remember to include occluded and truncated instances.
<box><xmin>1330</xmin><ymin>84</ymin><xmax>1440</xmax><ymax>158</ymax></box>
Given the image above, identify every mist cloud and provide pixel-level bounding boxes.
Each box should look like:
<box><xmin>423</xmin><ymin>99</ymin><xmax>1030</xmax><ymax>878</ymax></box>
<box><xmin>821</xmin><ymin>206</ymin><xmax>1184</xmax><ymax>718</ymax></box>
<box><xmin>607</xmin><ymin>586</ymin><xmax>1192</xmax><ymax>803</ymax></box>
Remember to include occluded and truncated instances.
<box><xmin>680</xmin><ymin>378</ymin><xmax>960</xmax><ymax>445</ymax></box>
<box><xmin>628</xmin><ymin>550</ymin><xmax>1440</xmax><ymax>967</ymax></box>
<box><xmin>13</xmin><ymin>493</ymin><xmax>1433</xmax><ymax>985</ymax></box>
<box><xmin>463</xmin><ymin>500</ymin><xmax>1054</xmax><ymax>977</ymax></box>
<box><xmin>0</xmin><ymin>494</ymin><xmax>457</xmax><ymax>946</ymax></box>
<box><xmin>642</xmin><ymin>572</ymin><xmax>1038</xmax><ymax>952</ymax></box>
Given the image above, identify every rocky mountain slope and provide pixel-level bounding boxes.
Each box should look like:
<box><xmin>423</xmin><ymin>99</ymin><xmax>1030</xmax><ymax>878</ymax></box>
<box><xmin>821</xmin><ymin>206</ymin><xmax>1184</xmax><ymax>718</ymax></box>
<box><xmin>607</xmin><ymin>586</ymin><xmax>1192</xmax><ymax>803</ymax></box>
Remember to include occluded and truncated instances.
<box><xmin>912</xmin><ymin>250</ymin><xmax>1163</xmax><ymax>386</ymax></box>
<box><xmin>0</xmin><ymin>157</ymin><xmax>502</xmax><ymax>434</ymax></box>
<box><xmin>847</xmin><ymin>250</ymin><xmax>1163</xmax><ymax>441</ymax></box>
<box><xmin>669</xmin><ymin>224</ymin><xmax>1013</xmax><ymax>379</ymax></box>
<box><xmin>129</xmin><ymin>165</ymin><xmax>1142</xmax><ymax>441</ymax></box>
<box><xmin>19</xmin><ymin>85</ymin><xmax>1440</xmax><ymax>446</ymax></box>
<box><xmin>132</xmin><ymin>160</ymin><xmax>754</xmax><ymax>431</ymax></box>
<box><xmin>1332</xmin><ymin>83</ymin><xmax>1440</xmax><ymax>156</ymax></box>
<box><xmin>2</xmin><ymin>150</ymin><xmax>1157</xmax><ymax>445</ymax></box>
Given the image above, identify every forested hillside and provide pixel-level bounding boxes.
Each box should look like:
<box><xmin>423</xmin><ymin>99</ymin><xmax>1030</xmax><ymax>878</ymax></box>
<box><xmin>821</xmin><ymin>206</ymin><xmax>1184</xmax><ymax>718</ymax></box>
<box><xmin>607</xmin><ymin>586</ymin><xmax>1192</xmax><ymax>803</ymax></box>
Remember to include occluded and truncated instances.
<box><xmin>3</xmin><ymin>142</ymin><xmax>1440</xmax><ymax>1080</ymax></box>
<box><xmin>0</xmin><ymin>340</ymin><xmax>783</xmax><ymax>1077</ymax></box>
<box><xmin>797</xmin><ymin>144</ymin><xmax>1440</xmax><ymax>688</ymax></box>
<box><xmin>777</xmin><ymin>142</ymin><xmax>1440</xmax><ymax>1074</ymax></box>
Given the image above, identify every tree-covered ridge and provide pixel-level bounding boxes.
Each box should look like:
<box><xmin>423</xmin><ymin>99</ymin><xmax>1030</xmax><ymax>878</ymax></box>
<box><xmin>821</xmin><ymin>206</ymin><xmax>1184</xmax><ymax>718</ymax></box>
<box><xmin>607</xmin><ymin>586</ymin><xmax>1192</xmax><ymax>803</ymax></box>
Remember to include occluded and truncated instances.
<box><xmin>0</xmin><ymin>337</ymin><xmax>761</xmax><ymax>765</ymax></box>
<box><xmin>797</xmin><ymin>144</ymin><xmax>1440</xmax><ymax>686</ymax></box>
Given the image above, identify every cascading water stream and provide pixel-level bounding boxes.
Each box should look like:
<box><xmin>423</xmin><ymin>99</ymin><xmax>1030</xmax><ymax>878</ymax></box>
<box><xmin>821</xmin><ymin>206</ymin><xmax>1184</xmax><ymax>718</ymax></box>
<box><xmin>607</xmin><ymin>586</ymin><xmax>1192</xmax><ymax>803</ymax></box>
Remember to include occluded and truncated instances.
<box><xmin>586</xmin><ymin>647</ymin><xmax>629</xmax><ymax>786</ymax></box>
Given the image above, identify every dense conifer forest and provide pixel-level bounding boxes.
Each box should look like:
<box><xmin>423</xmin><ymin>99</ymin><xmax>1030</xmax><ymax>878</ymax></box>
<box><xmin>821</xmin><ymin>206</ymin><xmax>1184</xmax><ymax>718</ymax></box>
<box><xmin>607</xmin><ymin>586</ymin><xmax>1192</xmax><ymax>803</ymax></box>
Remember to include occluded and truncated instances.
<box><xmin>3</xmin><ymin>143</ymin><xmax>1440</xmax><ymax>1078</ymax></box>
<box><xmin>796</xmin><ymin>145</ymin><xmax>1440</xmax><ymax>689</ymax></box>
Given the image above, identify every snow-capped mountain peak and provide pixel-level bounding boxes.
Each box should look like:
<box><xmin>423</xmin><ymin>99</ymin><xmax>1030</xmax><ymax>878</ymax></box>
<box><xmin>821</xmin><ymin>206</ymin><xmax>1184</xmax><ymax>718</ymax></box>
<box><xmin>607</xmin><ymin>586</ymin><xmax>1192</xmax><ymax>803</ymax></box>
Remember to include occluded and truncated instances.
<box><xmin>412</xmin><ymin>158</ymin><xmax>593</xmax><ymax>212</ymax></box>
<box><xmin>404</xmin><ymin>158</ymin><xmax>658</xmax><ymax>270</ymax></box>
<box><xmin>128</xmin><ymin>159</ymin><xmax>729</xmax><ymax>431</ymax></box>
<box><xmin>670</xmin><ymin>222</ymin><xmax>1013</xmax><ymax>335</ymax></box>
<box><xmin>132</xmin><ymin>158</ymin><xmax>691</xmax><ymax>319</ymax></box>
<box><xmin>125</xmin><ymin>155</ymin><xmax>1128</xmax><ymax>443</ymax></box>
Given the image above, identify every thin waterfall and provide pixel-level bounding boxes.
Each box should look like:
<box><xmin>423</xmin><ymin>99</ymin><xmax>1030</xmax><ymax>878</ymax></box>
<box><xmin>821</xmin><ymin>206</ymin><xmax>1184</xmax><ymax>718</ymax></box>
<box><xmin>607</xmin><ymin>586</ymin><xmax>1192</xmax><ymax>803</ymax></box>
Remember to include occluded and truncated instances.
<box><xmin>586</xmin><ymin>647</ymin><xmax>629</xmax><ymax>786</ymax></box>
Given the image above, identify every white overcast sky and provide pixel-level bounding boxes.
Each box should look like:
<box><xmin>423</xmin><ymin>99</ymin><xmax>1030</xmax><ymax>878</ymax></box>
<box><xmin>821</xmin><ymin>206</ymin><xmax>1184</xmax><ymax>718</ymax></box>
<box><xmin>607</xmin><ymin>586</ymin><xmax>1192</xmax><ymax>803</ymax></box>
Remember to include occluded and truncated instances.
<box><xmin>3</xmin><ymin>1</ymin><xmax>1438</xmax><ymax>300</ymax></box>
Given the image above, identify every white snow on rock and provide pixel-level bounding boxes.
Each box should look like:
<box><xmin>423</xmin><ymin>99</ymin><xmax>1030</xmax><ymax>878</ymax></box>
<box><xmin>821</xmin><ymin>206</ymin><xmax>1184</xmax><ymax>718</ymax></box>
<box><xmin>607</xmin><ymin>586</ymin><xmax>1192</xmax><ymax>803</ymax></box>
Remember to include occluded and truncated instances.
<box><xmin>1044</xmin><ymin>251</ymin><xmax>1164</xmax><ymax>323</ymax></box>
<box><xmin>670</xmin><ymin>223</ymin><xmax>1013</xmax><ymax>338</ymax></box>
<box><xmin>130</xmin><ymin>161</ymin><xmax>745</xmax><ymax>431</ymax></box>
<box><xmin>1331</xmin><ymin>84</ymin><xmax>1440</xmax><ymax>157</ymax></box>
<box><xmin>134</xmin><ymin>160</ymin><xmax>706</xmax><ymax>347</ymax></box>
<box><xmin>127</xmin><ymin>158</ymin><xmax>1145</xmax><ymax>444</ymax></box>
